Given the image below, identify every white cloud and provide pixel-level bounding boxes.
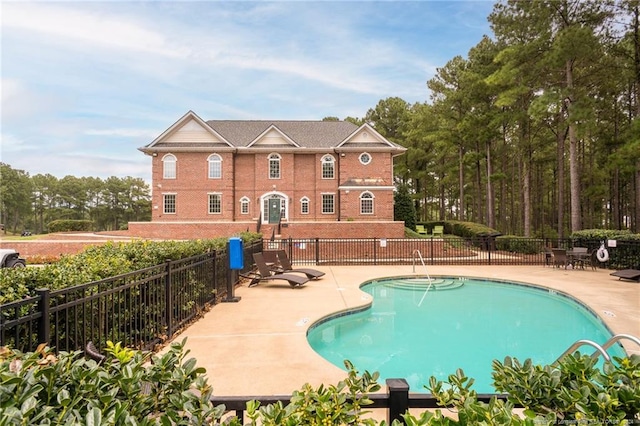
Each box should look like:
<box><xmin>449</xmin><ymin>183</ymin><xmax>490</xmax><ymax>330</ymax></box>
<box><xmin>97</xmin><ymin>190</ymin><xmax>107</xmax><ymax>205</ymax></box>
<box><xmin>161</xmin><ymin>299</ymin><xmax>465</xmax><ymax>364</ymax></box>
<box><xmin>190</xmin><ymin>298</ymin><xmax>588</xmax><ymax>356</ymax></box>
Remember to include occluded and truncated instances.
<box><xmin>85</xmin><ymin>129</ymin><xmax>159</xmax><ymax>138</ymax></box>
<box><xmin>1</xmin><ymin>3</ymin><xmax>190</xmax><ymax>59</ymax></box>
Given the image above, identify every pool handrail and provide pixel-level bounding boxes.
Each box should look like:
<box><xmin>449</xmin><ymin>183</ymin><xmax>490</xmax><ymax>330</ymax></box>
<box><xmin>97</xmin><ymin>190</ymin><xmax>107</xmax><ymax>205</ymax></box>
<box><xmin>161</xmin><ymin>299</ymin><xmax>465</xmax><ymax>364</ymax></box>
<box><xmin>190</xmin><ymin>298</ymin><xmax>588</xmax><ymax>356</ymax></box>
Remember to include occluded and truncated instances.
<box><xmin>553</xmin><ymin>333</ymin><xmax>640</xmax><ymax>366</ymax></box>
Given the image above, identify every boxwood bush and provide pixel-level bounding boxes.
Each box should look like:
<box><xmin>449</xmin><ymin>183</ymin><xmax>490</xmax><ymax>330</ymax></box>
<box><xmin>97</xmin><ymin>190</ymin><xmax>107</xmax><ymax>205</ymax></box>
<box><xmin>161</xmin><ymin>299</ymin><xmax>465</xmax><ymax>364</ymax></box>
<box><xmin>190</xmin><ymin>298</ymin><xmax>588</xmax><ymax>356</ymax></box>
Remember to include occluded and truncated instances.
<box><xmin>2</xmin><ymin>341</ymin><xmax>637</xmax><ymax>425</ymax></box>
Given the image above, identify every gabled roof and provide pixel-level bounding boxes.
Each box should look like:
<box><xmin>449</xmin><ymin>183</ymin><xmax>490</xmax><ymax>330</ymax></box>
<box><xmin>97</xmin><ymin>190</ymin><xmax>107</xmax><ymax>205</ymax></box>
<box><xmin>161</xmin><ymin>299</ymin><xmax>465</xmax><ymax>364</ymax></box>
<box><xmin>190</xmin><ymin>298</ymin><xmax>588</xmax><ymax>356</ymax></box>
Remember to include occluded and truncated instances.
<box><xmin>246</xmin><ymin>124</ymin><xmax>301</xmax><ymax>148</ymax></box>
<box><xmin>207</xmin><ymin>120</ymin><xmax>358</xmax><ymax>148</ymax></box>
<box><xmin>140</xmin><ymin>111</ymin><xmax>233</xmax><ymax>153</ymax></box>
<box><xmin>139</xmin><ymin>112</ymin><xmax>407</xmax><ymax>153</ymax></box>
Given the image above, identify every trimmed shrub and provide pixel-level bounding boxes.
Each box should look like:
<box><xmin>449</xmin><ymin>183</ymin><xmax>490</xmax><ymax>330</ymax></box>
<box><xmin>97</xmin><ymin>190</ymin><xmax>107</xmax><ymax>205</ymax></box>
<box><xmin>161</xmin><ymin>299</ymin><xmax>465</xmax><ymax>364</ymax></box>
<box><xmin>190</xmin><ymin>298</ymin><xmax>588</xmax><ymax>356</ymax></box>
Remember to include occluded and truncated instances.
<box><xmin>47</xmin><ymin>219</ymin><xmax>94</xmax><ymax>232</ymax></box>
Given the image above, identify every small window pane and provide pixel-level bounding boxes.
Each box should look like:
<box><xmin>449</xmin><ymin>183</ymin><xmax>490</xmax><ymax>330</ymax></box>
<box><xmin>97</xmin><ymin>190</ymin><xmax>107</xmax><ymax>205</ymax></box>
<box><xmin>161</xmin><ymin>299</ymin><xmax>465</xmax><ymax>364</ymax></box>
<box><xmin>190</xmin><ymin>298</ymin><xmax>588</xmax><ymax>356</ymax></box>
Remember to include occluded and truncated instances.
<box><xmin>163</xmin><ymin>194</ymin><xmax>176</xmax><ymax>214</ymax></box>
<box><xmin>301</xmin><ymin>197</ymin><xmax>309</xmax><ymax>214</ymax></box>
<box><xmin>322</xmin><ymin>194</ymin><xmax>334</xmax><ymax>214</ymax></box>
<box><xmin>209</xmin><ymin>194</ymin><xmax>221</xmax><ymax>214</ymax></box>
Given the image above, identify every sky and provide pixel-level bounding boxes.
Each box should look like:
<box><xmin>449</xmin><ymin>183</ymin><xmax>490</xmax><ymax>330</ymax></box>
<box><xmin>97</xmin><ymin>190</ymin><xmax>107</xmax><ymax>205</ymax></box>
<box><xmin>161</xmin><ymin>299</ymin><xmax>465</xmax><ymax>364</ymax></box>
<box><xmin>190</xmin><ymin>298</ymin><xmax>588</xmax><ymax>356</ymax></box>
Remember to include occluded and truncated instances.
<box><xmin>1</xmin><ymin>0</ymin><xmax>495</xmax><ymax>182</ymax></box>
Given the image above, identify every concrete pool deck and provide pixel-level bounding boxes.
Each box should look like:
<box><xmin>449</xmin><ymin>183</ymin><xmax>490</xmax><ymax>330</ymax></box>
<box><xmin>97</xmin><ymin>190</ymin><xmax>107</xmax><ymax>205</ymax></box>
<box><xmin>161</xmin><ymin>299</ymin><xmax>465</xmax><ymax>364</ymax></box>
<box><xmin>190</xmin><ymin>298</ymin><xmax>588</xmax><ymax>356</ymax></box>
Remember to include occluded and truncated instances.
<box><xmin>173</xmin><ymin>265</ymin><xmax>640</xmax><ymax>399</ymax></box>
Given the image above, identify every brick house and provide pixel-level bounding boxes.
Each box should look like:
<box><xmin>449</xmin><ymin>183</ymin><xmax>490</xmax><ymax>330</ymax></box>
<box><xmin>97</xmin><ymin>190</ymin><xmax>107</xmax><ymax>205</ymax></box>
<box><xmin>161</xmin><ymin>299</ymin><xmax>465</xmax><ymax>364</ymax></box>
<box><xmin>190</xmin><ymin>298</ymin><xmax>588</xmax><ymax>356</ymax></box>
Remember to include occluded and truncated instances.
<box><xmin>129</xmin><ymin>111</ymin><xmax>407</xmax><ymax>239</ymax></box>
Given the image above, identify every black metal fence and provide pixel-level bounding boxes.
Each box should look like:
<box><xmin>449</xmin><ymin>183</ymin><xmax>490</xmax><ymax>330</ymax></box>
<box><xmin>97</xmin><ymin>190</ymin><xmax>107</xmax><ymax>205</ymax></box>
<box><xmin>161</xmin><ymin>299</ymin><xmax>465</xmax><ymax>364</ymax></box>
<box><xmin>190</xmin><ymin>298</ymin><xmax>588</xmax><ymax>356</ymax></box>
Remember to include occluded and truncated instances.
<box><xmin>2</xmin><ymin>237</ymin><xmax>638</xmax><ymax>354</ymax></box>
<box><xmin>211</xmin><ymin>378</ymin><xmax>515</xmax><ymax>425</ymax></box>
<box><xmin>264</xmin><ymin>237</ymin><xmax>640</xmax><ymax>269</ymax></box>
<box><xmin>0</xmin><ymin>241</ymin><xmax>261</xmax><ymax>353</ymax></box>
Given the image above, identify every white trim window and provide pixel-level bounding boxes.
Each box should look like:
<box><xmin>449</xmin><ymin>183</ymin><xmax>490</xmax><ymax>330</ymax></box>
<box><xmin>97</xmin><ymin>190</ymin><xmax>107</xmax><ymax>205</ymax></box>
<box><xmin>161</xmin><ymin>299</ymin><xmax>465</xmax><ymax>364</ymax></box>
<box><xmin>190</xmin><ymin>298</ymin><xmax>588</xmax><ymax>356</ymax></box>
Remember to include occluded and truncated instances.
<box><xmin>162</xmin><ymin>154</ymin><xmax>177</xmax><ymax>179</ymax></box>
<box><xmin>360</xmin><ymin>191</ymin><xmax>374</xmax><ymax>214</ymax></box>
<box><xmin>359</xmin><ymin>152</ymin><xmax>372</xmax><ymax>165</ymax></box>
<box><xmin>321</xmin><ymin>154</ymin><xmax>335</xmax><ymax>179</ymax></box>
<box><xmin>300</xmin><ymin>196</ymin><xmax>310</xmax><ymax>214</ymax></box>
<box><xmin>322</xmin><ymin>193</ymin><xmax>334</xmax><ymax>214</ymax></box>
<box><xmin>268</xmin><ymin>153</ymin><xmax>281</xmax><ymax>179</ymax></box>
<box><xmin>163</xmin><ymin>194</ymin><xmax>176</xmax><ymax>214</ymax></box>
<box><xmin>240</xmin><ymin>196</ymin><xmax>250</xmax><ymax>215</ymax></box>
<box><xmin>208</xmin><ymin>154</ymin><xmax>222</xmax><ymax>179</ymax></box>
<box><xmin>208</xmin><ymin>193</ymin><xmax>222</xmax><ymax>214</ymax></box>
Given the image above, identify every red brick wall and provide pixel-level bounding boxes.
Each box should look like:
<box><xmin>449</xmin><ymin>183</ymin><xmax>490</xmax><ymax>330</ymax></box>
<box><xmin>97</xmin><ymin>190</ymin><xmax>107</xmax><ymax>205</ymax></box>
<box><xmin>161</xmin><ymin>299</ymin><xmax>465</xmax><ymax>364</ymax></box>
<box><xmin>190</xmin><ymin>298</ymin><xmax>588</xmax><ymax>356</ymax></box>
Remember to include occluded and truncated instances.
<box><xmin>151</xmin><ymin>150</ymin><xmax>397</xmax><ymax>223</ymax></box>
<box><xmin>128</xmin><ymin>220</ymin><xmax>405</xmax><ymax>239</ymax></box>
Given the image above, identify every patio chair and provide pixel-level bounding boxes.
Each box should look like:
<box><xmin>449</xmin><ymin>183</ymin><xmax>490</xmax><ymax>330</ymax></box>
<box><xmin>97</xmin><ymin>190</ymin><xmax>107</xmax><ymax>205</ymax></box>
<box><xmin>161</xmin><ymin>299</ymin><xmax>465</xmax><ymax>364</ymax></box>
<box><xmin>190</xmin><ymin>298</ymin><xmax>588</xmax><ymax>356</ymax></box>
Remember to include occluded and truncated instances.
<box><xmin>581</xmin><ymin>249</ymin><xmax>598</xmax><ymax>271</ymax></box>
<box><xmin>552</xmin><ymin>248</ymin><xmax>569</xmax><ymax>269</ymax></box>
<box><xmin>432</xmin><ymin>225</ymin><xmax>444</xmax><ymax>238</ymax></box>
<box><xmin>609</xmin><ymin>269</ymin><xmax>640</xmax><ymax>282</ymax></box>
<box><xmin>244</xmin><ymin>252</ymin><xmax>309</xmax><ymax>288</ymax></box>
<box><xmin>416</xmin><ymin>225</ymin><xmax>427</xmax><ymax>235</ymax></box>
<box><xmin>544</xmin><ymin>247</ymin><xmax>554</xmax><ymax>267</ymax></box>
<box><xmin>274</xmin><ymin>250</ymin><xmax>325</xmax><ymax>280</ymax></box>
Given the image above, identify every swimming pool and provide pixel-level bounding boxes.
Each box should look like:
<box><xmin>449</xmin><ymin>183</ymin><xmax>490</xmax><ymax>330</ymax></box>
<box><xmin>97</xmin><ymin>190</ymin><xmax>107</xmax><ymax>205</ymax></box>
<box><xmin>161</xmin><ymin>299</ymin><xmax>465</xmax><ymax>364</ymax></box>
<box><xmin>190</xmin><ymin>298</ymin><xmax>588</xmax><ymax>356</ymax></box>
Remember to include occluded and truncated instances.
<box><xmin>307</xmin><ymin>276</ymin><xmax>626</xmax><ymax>393</ymax></box>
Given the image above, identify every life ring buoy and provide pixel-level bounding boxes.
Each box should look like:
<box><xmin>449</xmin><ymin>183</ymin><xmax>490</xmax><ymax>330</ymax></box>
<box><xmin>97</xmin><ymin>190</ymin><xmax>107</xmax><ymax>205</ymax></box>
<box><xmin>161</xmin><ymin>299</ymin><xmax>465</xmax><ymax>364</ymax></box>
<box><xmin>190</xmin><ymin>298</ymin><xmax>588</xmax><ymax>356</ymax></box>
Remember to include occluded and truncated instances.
<box><xmin>596</xmin><ymin>244</ymin><xmax>609</xmax><ymax>262</ymax></box>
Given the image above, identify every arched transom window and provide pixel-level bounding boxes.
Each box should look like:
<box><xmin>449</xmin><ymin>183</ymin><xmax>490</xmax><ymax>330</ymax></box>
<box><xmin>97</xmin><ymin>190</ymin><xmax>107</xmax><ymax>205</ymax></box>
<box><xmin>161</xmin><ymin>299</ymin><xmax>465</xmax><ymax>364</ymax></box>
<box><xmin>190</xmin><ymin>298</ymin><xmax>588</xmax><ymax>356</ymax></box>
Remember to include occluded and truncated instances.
<box><xmin>300</xmin><ymin>196</ymin><xmax>310</xmax><ymax>214</ymax></box>
<box><xmin>240</xmin><ymin>196</ymin><xmax>250</xmax><ymax>215</ymax></box>
<box><xmin>208</xmin><ymin>154</ymin><xmax>222</xmax><ymax>179</ymax></box>
<box><xmin>360</xmin><ymin>191</ymin><xmax>374</xmax><ymax>214</ymax></box>
<box><xmin>162</xmin><ymin>154</ymin><xmax>176</xmax><ymax>179</ymax></box>
<box><xmin>321</xmin><ymin>154</ymin><xmax>335</xmax><ymax>179</ymax></box>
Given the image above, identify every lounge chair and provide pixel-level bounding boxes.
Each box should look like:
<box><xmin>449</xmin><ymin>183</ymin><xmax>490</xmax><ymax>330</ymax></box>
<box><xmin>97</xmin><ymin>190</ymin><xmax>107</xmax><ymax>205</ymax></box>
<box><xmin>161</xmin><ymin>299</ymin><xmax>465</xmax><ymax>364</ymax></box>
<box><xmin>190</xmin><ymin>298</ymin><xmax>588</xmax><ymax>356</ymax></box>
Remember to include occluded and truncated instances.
<box><xmin>610</xmin><ymin>269</ymin><xmax>640</xmax><ymax>282</ymax></box>
<box><xmin>274</xmin><ymin>250</ymin><xmax>325</xmax><ymax>280</ymax></box>
<box><xmin>431</xmin><ymin>225</ymin><xmax>444</xmax><ymax>238</ymax></box>
<box><xmin>416</xmin><ymin>225</ymin><xmax>427</xmax><ymax>235</ymax></box>
<box><xmin>245</xmin><ymin>253</ymin><xmax>309</xmax><ymax>288</ymax></box>
<box><xmin>552</xmin><ymin>248</ymin><xmax>569</xmax><ymax>269</ymax></box>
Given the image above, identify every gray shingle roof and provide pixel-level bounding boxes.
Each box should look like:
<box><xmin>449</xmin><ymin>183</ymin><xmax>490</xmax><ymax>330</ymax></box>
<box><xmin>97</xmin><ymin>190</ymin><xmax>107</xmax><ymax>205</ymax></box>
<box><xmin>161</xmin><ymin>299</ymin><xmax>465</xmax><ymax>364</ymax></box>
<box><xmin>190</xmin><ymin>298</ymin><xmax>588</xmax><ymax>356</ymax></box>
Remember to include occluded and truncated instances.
<box><xmin>206</xmin><ymin>120</ymin><xmax>359</xmax><ymax>148</ymax></box>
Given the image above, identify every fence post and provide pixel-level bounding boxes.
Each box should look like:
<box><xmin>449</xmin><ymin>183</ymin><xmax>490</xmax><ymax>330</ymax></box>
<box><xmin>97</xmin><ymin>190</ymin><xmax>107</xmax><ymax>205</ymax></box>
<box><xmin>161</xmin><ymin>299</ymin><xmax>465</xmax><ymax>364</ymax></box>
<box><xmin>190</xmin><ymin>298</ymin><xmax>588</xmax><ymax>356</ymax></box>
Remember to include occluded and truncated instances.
<box><xmin>374</xmin><ymin>238</ymin><xmax>378</xmax><ymax>265</ymax></box>
<box><xmin>315</xmin><ymin>238</ymin><xmax>320</xmax><ymax>265</ymax></box>
<box><xmin>165</xmin><ymin>260</ymin><xmax>173</xmax><ymax>338</ymax></box>
<box><xmin>386</xmin><ymin>378</ymin><xmax>409</xmax><ymax>425</ymax></box>
<box><xmin>36</xmin><ymin>289</ymin><xmax>50</xmax><ymax>345</ymax></box>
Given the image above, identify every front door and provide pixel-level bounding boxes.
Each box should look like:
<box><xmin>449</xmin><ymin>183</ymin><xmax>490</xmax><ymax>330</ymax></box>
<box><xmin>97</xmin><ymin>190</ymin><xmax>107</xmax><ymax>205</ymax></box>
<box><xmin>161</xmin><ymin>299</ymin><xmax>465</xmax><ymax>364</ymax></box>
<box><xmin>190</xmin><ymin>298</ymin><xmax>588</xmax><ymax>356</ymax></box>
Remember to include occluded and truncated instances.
<box><xmin>268</xmin><ymin>199</ymin><xmax>281</xmax><ymax>224</ymax></box>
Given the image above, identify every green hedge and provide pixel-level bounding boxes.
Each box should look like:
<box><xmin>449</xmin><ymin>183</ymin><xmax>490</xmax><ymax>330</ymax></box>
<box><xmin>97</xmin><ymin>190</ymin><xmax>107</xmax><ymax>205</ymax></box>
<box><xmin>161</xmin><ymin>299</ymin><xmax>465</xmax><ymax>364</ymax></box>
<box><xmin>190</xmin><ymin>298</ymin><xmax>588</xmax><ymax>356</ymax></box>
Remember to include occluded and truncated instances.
<box><xmin>47</xmin><ymin>219</ymin><xmax>94</xmax><ymax>232</ymax></box>
<box><xmin>0</xmin><ymin>232</ymin><xmax>262</xmax><ymax>304</ymax></box>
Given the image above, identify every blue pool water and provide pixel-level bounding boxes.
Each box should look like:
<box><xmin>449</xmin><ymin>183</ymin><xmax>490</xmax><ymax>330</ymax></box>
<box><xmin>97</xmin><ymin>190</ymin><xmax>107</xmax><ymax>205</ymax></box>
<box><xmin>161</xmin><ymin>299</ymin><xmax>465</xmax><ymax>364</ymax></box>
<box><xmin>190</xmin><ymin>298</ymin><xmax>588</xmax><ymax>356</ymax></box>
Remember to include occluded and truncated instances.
<box><xmin>307</xmin><ymin>277</ymin><xmax>625</xmax><ymax>393</ymax></box>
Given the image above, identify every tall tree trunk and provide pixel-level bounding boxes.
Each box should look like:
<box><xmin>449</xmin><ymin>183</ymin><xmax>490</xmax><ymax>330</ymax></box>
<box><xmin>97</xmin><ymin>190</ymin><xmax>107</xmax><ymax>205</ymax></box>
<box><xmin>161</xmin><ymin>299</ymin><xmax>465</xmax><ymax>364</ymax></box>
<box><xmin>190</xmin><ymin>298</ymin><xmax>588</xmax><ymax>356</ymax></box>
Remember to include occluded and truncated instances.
<box><xmin>458</xmin><ymin>145</ymin><xmax>465</xmax><ymax>221</ymax></box>
<box><xmin>486</xmin><ymin>140</ymin><xmax>495</xmax><ymax>229</ymax></box>
<box><xmin>557</xmin><ymin>121</ymin><xmax>566</xmax><ymax>239</ymax></box>
<box><xmin>566</xmin><ymin>59</ymin><xmax>582</xmax><ymax>233</ymax></box>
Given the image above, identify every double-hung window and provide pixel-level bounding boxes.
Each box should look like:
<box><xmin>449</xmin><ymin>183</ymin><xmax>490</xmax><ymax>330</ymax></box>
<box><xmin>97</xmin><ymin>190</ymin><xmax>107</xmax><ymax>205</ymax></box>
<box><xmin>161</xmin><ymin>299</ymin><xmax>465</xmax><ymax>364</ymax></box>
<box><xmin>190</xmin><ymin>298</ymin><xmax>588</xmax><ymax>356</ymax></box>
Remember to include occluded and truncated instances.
<box><xmin>322</xmin><ymin>194</ymin><xmax>334</xmax><ymax>214</ymax></box>
<box><xmin>321</xmin><ymin>155</ymin><xmax>335</xmax><ymax>179</ymax></box>
<box><xmin>208</xmin><ymin>154</ymin><xmax>222</xmax><ymax>179</ymax></box>
<box><xmin>300</xmin><ymin>196</ymin><xmax>310</xmax><ymax>214</ymax></box>
<box><xmin>208</xmin><ymin>193</ymin><xmax>222</xmax><ymax>214</ymax></box>
<box><xmin>163</xmin><ymin>194</ymin><xmax>176</xmax><ymax>214</ymax></box>
<box><xmin>240</xmin><ymin>197</ymin><xmax>250</xmax><ymax>215</ymax></box>
<box><xmin>162</xmin><ymin>154</ymin><xmax>176</xmax><ymax>179</ymax></box>
<box><xmin>269</xmin><ymin>153</ymin><xmax>281</xmax><ymax>179</ymax></box>
<box><xmin>360</xmin><ymin>191</ymin><xmax>374</xmax><ymax>214</ymax></box>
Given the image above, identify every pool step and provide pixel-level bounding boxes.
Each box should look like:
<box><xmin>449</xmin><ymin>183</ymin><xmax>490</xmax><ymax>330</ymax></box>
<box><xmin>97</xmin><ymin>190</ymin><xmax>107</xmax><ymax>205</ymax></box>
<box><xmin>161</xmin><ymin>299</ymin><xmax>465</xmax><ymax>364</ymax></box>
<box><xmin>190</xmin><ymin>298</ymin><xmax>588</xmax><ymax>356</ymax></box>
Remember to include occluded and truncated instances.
<box><xmin>386</xmin><ymin>278</ymin><xmax>464</xmax><ymax>290</ymax></box>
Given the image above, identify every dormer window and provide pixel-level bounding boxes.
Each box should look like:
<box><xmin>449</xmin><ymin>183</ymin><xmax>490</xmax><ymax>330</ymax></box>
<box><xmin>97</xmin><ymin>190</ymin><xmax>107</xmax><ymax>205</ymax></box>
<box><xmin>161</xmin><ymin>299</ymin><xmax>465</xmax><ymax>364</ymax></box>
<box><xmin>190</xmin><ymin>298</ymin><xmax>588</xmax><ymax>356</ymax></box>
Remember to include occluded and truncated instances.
<box><xmin>269</xmin><ymin>153</ymin><xmax>281</xmax><ymax>179</ymax></box>
<box><xmin>321</xmin><ymin>154</ymin><xmax>335</xmax><ymax>179</ymax></box>
<box><xmin>162</xmin><ymin>154</ymin><xmax>177</xmax><ymax>179</ymax></box>
<box><xmin>208</xmin><ymin>154</ymin><xmax>222</xmax><ymax>179</ymax></box>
